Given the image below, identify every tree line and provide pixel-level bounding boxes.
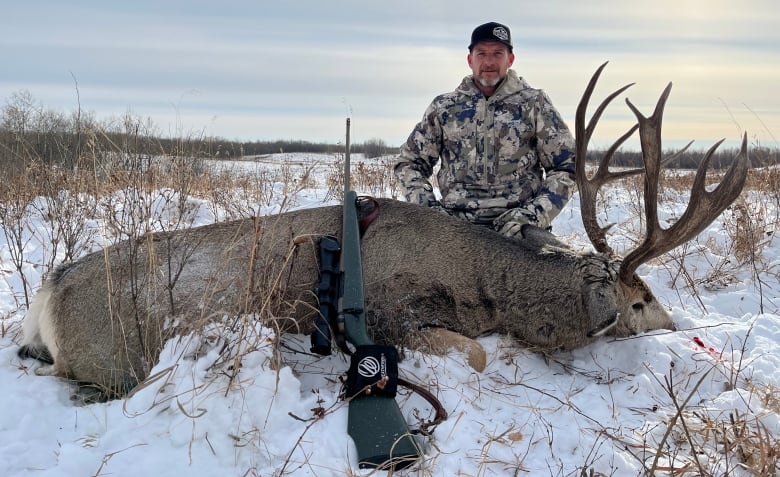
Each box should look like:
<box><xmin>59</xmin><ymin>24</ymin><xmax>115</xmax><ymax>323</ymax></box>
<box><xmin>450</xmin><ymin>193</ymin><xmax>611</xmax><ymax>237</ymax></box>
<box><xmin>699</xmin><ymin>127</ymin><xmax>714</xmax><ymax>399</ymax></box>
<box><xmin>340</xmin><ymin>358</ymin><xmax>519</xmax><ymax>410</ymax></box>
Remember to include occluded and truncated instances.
<box><xmin>0</xmin><ymin>90</ymin><xmax>399</xmax><ymax>174</ymax></box>
<box><xmin>0</xmin><ymin>89</ymin><xmax>775</xmax><ymax>175</ymax></box>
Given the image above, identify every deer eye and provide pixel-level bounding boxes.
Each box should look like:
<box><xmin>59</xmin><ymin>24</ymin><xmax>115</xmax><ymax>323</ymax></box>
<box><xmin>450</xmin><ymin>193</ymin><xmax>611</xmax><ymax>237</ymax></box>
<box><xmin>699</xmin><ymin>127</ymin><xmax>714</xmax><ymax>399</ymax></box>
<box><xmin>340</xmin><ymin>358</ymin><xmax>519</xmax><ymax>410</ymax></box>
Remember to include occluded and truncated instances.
<box><xmin>632</xmin><ymin>303</ymin><xmax>645</xmax><ymax>311</ymax></box>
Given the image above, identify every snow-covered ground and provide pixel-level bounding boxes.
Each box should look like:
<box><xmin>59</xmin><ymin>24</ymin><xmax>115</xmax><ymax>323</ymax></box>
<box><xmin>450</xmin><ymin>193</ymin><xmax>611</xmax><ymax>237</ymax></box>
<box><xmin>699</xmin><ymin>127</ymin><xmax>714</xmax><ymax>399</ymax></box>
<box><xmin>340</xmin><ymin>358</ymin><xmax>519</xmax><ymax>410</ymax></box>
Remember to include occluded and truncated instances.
<box><xmin>1</xmin><ymin>153</ymin><xmax>778</xmax><ymax>476</ymax></box>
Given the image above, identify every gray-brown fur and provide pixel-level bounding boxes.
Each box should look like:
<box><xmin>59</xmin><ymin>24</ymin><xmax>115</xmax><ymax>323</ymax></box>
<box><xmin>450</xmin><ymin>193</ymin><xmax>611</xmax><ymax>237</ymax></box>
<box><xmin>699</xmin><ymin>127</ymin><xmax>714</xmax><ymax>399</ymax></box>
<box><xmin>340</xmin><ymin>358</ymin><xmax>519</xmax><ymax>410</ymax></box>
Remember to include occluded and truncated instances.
<box><xmin>19</xmin><ymin>198</ymin><xmax>674</xmax><ymax>397</ymax></box>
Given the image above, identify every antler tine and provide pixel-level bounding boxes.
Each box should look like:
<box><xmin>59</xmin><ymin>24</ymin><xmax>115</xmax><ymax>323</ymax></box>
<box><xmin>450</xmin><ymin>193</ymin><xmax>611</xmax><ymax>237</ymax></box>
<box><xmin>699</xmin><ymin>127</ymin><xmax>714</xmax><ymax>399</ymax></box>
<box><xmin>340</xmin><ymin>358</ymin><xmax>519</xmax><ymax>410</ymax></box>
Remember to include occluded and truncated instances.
<box><xmin>576</xmin><ymin>62</ymin><xmax>636</xmax><ymax>254</ymax></box>
<box><xmin>660</xmin><ymin>140</ymin><xmax>695</xmax><ymax>168</ymax></box>
<box><xmin>606</xmin><ymin>139</ymin><xmax>696</xmax><ymax>182</ymax></box>
<box><xmin>576</xmin><ymin>62</ymin><xmax>636</xmax><ymax>145</ymax></box>
<box><xmin>622</xmin><ymin>82</ymin><xmax>674</xmax><ymax>266</ymax></box>
<box><xmin>619</xmin><ymin>116</ymin><xmax>749</xmax><ymax>286</ymax></box>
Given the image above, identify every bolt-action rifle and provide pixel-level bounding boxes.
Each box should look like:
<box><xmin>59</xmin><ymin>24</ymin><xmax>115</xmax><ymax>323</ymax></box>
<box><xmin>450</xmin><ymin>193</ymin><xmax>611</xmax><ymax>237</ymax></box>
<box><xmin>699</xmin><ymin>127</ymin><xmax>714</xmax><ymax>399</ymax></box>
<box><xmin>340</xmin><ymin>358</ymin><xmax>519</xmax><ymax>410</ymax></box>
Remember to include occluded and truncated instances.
<box><xmin>310</xmin><ymin>118</ymin><xmax>419</xmax><ymax>469</ymax></box>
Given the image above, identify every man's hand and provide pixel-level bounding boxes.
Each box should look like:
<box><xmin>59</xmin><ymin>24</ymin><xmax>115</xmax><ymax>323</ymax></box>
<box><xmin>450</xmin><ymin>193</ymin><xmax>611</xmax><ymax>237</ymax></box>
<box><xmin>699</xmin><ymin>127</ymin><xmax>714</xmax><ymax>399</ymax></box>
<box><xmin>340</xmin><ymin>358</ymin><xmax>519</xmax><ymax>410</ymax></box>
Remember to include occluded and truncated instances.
<box><xmin>494</xmin><ymin>205</ymin><xmax>551</xmax><ymax>239</ymax></box>
<box><xmin>430</xmin><ymin>203</ymin><xmax>453</xmax><ymax>216</ymax></box>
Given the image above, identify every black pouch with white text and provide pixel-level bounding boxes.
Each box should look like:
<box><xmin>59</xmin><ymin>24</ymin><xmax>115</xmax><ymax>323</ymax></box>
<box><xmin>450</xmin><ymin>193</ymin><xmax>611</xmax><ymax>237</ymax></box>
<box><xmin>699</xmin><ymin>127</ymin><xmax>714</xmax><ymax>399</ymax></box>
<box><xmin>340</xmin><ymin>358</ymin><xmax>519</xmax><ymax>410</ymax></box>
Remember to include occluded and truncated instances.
<box><xmin>345</xmin><ymin>345</ymin><xmax>399</xmax><ymax>398</ymax></box>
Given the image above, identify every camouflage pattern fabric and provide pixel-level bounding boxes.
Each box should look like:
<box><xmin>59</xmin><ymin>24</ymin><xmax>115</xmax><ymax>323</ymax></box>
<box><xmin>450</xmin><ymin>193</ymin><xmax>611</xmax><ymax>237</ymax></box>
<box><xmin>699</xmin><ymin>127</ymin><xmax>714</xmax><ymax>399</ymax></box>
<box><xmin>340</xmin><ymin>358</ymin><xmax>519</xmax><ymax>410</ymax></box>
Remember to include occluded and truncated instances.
<box><xmin>394</xmin><ymin>69</ymin><xmax>576</xmax><ymax>237</ymax></box>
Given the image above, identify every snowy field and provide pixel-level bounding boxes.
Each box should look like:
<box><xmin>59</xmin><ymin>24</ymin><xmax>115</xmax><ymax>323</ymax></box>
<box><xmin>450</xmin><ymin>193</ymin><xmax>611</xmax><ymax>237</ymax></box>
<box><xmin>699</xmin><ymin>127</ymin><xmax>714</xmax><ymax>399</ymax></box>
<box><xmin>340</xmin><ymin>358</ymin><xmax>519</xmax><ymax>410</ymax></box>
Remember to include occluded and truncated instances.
<box><xmin>1</xmin><ymin>153</ymin><xmax>778</xmax><ymax>476</ymax></box>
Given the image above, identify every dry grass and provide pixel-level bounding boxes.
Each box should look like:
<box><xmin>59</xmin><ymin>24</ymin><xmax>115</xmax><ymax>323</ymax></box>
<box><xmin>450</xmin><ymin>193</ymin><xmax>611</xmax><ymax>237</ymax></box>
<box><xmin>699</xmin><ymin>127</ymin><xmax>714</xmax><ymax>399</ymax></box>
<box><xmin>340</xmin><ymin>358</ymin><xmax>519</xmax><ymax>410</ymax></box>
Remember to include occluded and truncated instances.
<box><xmin>325</xmin><ymin>154</ymin><xmax>400</xmax><ymax>201</ymax></box>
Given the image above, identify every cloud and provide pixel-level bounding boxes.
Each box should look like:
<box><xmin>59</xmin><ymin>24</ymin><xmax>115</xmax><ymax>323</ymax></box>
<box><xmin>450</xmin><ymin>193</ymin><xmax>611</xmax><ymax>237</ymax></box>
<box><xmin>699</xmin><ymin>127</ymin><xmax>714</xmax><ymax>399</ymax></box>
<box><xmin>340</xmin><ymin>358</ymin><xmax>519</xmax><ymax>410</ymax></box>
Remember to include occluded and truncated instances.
<box><xmin>1</xmin><ymin>0</ymin><xmax>778</xmax><ymax>149</ymax></box>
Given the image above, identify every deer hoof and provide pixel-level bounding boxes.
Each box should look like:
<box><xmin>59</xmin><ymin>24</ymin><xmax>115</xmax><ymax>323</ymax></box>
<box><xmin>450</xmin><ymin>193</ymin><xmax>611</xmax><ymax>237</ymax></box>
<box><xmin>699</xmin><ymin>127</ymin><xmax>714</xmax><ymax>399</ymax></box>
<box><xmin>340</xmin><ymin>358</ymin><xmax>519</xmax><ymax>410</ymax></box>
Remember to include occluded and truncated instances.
<box><xmin>408</xmin><ymin>328</ymin><xmax>487</xmax><ymax>372</ymax></box>
<box><xmin>34</xmin><ymin>364</ymin><xmax>59</xmax><ymax>376</ymax></box>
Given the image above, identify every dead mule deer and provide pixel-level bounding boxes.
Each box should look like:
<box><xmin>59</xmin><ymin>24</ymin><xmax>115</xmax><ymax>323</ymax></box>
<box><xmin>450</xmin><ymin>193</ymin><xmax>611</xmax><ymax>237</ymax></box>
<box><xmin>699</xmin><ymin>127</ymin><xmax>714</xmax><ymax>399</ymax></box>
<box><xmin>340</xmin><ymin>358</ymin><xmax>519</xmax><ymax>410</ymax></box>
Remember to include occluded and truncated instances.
<box><xmin>17</xmin><ymin>63</ymin><xmax>748</xmax><ymax>399</ymax></box>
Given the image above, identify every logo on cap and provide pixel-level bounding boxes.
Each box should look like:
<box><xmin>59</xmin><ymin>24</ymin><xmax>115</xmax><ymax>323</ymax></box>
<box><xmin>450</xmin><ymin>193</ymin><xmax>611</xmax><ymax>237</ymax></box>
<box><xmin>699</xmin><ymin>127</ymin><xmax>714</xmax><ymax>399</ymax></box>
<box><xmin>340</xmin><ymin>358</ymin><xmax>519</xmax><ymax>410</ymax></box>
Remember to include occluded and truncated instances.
<box><xmin>493</xmin><ymin>26</ymin><xmax>509</xmax><ymax>42</ymax></box>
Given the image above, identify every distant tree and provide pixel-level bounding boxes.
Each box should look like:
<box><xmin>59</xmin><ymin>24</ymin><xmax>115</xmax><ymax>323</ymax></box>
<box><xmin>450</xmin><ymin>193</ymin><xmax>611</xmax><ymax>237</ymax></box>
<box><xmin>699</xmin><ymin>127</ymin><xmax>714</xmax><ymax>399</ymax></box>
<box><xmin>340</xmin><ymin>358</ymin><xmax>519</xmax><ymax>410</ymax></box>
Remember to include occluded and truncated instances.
<box><xmin>362</xmin><ymin>138</ymin><xmax>389</xmax><ymax>159</ymax></box>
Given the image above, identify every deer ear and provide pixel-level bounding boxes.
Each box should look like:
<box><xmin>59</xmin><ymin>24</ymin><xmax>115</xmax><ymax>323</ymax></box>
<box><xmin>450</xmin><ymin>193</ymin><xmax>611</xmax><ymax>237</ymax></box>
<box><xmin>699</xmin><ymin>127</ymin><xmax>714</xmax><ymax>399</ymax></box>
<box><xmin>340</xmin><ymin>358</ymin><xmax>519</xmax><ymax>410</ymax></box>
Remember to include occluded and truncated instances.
<box><xmin>584</xmin><ymin>285</ymin><xmax>620</xmax><ymax>337</ymax></box>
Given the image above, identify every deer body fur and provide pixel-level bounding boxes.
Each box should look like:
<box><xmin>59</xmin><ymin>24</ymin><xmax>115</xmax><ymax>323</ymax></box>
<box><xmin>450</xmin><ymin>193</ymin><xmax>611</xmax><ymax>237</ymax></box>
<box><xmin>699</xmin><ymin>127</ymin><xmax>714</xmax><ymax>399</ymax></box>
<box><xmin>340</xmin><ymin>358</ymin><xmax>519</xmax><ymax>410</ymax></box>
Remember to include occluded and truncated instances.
<box><xmin>20</xmin><ymin>199</ymin><xmax>673</xmax><ymax>396</ymax></box>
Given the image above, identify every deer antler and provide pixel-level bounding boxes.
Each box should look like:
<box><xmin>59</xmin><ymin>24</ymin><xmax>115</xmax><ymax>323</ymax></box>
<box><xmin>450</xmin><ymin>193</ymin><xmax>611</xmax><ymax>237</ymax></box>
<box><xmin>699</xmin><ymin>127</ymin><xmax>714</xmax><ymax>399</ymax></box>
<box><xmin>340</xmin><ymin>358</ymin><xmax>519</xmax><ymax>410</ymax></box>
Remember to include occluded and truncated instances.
<box><xmin>618</xmin><ymin>99</ymin><xmax>749</xmax><ymax>284</ymax></box>
<box><xmin>576</xmin><ymin>62</ymin><xmax>697</xmax><ymax>255</ymax></box>
<box><xmin>576</xmin><ymin>62</ymin><xmax>749</xmax><ymax>284</ymax></box>
<box><xmin>576</xmin><ymin>62</ymin><xmax>637</xmax><ymax>255</ymax></box>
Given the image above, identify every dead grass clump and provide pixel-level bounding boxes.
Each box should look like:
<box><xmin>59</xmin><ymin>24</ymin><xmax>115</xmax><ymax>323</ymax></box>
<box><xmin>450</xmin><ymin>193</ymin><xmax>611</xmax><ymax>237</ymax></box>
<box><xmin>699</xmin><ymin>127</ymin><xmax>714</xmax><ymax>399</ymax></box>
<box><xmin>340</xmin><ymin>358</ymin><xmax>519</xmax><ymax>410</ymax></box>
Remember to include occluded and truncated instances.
<box><xmin>743</xmin><ymin>167</ymin><xmax>780</xmax><ymax>194</ymax></box>
<box><xmin>758</xmin><ymin>384</ymin><xmax>780</xmax><ymax>414</ymax></box>
<box><xmin>670</xmin><ymin>409</ymin><xmax>780</xmax><ymax>476</ymax></box>
<box><xmin>325</xmin><ymin>155</ymin><xmax>345</xmax><ymax>201</ymax></box>
<box><xmin>725</xmin><ymin>199</ymin><xmax>768</xmax><ymax>264</ymax></box>
<box><xmin>607</xmin><ymin>357</ymin><xmax>780</xmax><ymax>476</ymax></box>
<box><xmin>326</xmin><ymin>155</ymin><xmax>400</xmax><ymax>201</ymax></box>
<box><xmin>353</xmin><ymin>156</ymin><xmax>400</xmax><ymax>197</ymax></box>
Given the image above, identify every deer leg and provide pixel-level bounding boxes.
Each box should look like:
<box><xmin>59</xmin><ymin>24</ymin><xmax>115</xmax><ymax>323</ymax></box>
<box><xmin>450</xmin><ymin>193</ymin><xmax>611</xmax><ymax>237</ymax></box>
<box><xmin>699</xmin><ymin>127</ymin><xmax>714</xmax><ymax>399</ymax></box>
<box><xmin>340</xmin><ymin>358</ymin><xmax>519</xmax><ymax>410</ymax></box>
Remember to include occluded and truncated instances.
<box><xmin>18</xmin><ymin>343</ymin><xmax>54</xmax><ymax>364</ymax></box>
<box><xmin>406</xmin><ymin>327</ymin><xmax>487</xmax><ymax>372</ymax></box>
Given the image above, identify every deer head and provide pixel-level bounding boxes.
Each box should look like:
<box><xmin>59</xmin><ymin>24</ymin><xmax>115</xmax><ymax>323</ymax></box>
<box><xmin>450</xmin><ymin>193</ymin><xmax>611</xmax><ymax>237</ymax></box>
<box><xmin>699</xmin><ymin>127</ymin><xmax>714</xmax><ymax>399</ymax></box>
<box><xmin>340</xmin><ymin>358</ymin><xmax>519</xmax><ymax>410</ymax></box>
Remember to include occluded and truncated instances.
<box><xmin>575</xmin><ymin>62</ymin><xmax>749</xmax><ymax>336</ymax></box>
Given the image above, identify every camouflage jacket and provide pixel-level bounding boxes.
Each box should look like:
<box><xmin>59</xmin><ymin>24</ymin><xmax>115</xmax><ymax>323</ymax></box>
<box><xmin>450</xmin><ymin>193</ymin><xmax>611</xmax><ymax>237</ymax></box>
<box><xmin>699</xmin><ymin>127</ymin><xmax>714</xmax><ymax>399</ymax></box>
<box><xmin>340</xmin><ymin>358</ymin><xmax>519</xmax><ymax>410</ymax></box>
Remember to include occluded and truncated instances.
<box><xmin>394</xmin><ymin>70</ymin><xmax>576</xmax><ymax>231</ymax></box>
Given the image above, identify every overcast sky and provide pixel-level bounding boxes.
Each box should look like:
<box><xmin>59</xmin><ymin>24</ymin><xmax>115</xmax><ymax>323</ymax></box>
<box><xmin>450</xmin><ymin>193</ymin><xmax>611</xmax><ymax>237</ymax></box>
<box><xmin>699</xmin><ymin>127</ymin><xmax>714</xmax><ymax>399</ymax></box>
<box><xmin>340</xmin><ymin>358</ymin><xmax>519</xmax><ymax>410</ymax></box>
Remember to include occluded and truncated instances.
<box><xmin>2</xmin><ymin>0</ymin><xmax>778</xmax><ymax>151</ymax></box>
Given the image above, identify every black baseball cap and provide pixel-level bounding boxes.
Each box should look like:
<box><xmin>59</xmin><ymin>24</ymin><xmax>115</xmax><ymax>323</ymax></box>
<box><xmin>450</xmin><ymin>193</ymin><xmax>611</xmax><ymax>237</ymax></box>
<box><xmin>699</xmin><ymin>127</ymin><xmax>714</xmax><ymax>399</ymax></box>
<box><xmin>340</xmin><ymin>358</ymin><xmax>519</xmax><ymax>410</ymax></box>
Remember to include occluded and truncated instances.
<box><xmin>468</xmin><ymin>22</ymin><xmax>512</xmax><ymax>51</ymax></box>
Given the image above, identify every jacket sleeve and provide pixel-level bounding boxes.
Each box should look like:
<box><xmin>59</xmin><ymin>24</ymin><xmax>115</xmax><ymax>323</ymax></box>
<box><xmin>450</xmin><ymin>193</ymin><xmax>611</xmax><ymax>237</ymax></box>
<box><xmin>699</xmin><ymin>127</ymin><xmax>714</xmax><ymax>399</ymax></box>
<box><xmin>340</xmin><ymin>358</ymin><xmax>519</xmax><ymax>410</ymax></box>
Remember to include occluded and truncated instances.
<box><xmin>495</xmin><ymin>91</ymin><xmax>576</xmax><ymax>234</ymax></box>
<box><xmin>393</xmin><ymin>102</ymin><xmax>444</xmax><ymax>208</ymax></box>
